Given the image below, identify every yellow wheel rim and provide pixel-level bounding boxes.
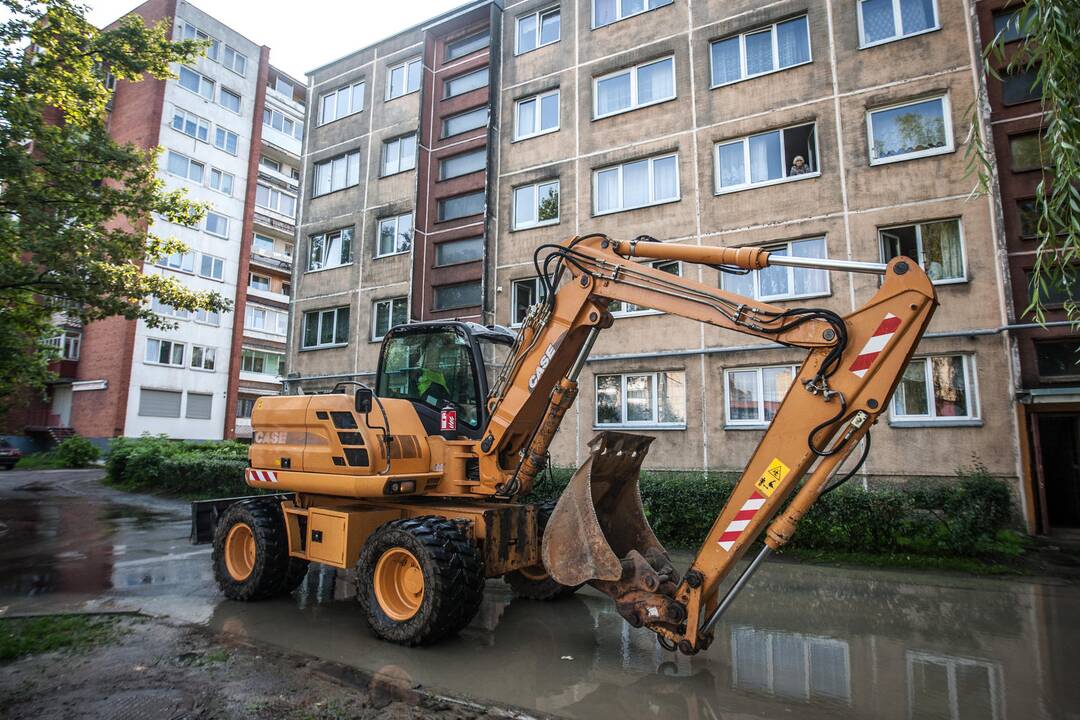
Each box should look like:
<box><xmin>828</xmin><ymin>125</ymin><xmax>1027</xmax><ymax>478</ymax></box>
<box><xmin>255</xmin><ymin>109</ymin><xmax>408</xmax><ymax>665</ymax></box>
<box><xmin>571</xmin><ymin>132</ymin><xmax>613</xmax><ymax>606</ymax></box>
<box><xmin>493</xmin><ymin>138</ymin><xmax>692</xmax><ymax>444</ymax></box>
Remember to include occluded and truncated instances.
<box><xmin>224</xmin><ymin>523</ymin><xmax>256</xmax><ymax>582</ymax></box>
<box><xmin>374</xmin><ymin>547</ymin><xmax>424</xmax><ymax>621</ymax></box>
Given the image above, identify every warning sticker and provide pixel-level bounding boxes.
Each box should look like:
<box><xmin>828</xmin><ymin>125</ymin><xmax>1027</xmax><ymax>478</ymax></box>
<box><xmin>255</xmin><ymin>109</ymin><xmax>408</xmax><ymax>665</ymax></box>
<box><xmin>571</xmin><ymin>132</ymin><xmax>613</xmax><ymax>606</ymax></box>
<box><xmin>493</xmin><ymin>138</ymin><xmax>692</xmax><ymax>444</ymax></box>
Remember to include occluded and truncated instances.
<box><xmin>754</xmin><ymin>458</ymin><xmax>790</xmax><ymax>497</ymax></box>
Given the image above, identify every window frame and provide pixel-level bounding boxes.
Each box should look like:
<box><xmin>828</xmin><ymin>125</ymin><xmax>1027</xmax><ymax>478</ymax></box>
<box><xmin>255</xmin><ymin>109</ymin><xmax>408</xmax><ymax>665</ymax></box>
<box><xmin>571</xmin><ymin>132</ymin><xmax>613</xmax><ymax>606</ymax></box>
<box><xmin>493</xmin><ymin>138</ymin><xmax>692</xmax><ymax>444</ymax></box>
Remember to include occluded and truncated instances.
<box><xmin>208</xmin><ymin>167</ymin><xmax>234</xmax><ymax>196</ymax></box>
<box><xmin>723</xmin><ymin>364</ymin><xmax>798</xmax><ymax>428</ymax></box>
<box><xmin>609</xmin><ymin>260</ymin><xmax>683</xmax><ymax>316</ymax></box>
<box><xmin>514</xmin><ymin>88</ymin><xmax>560</xmax><ymax>141</ymax></box>
<box><xmin>594</xmin><ymin>370</ymin><xmax>688</xmax><ymax>429</ymax></box>
<box><xmin>156</xmin><ymin>251</ymin><xmax>195</xmax><ymax>274</ymax></box>
<box><xmin>593</xmin><ymin>56</ymin><xmax>677</xmax><ymax>120</ymax></box>
<box><xmin>222</xmin><ymin>44</ymin><xmax>247</xmax><ymax>76</ymax></box>
<box><xmin>889</xmin><ymin>354</ymin><xmax>980</xmax><ymax>425</ymax></box>
<box><xmin>445</xmin><ymin>30</ymin><xmax>490</xmax><ymax>62</ymax></box>
<box><xmin>213</xmin><ymin>126</ymin><xmax>239</xmax><ymax>156</ymax></box>
<box><xmin>371</xmin><ymin>296</ymin><xmax>409</xmax><ymax>342</ymax></box>
<box><xmin>376</xmin><ymin>212</ymin><xmax>414</xmax><ymax>258</ymax></box>
<box><xmin>592</xmin><ymin>0</ymin><xmax>674</xmax><ymax>30</ymax></box>
<box><xmin>433</xmin><ymin>280</ymin><xmax>482</xmax><ymax>311</ymax></box>
<box><xmin>171</xmin><ymin>107</ymin><xmax>210</xmax><ymax>142</ymax></box>
<box><xmin>434</xmin><ymin>236</ymin><xmax>484</xmax><ymax>267</ymax></box>
<box><xmin>721</xmin><ymin>237</ymin><xmax>831</xmax><ymax>301</ymax></box>
<box><xmin>439</xmin><ymin>147</ymin><xmax>487</xmax><ymax>181</ymax></box>
<box><xmin>512</xmin><ymin>179</ymin><xmax>561</xmax><ymax>230</ymax></box>
<box><xmin>856</xmin><ymin>0</ymin><xmax>941</xmax><ymax>49</ymax></box>
<box><xmin>511</xmin><ymin>277</ymin><xmax>547</xmax><ymax>327</ymax></box>
<box><xmin>144</xmin><ymin>337</ymin><xmax>186</xmax><ymax>367</ymax></box>
<box><xmin>709</xmin><ymin>15</ymin><xmax>813</xmax><ymax>89</ymax></box>
<box><xmin>516</xmin><ymin>6</ymin><xmax>561</xmax><ymax>55</ymax></box>
<box><xmin>306</xmin><ymin>227</ymin><xmax>354</xmax><ymax>272</ymax></box>
<box><xmin>318</xmin><ymin>81</ymin><xmax>366</xmax><ymax>125</ymax></box>
<box><xmin>177</xmin><ymin>65</ymin><xmax>214</xmax><ymax>99</ymax></box>
<box><xmin>241</xmin><ymin>348</ymin><xmax>286</xmax><ymax>377</ymax></box>
<box><xmin>714</xmin><ymin>122</ymin><xmax>821</xmax><ymax>194</ymax></box>
<box><xmin>866</xmin><ymin>95</ymin><xmax>954</xmax><ymax>166</ymax></box>
<box><xmin>189</xmin><ymin>344</ymin><xmax>216</xmax><ymax>372</ymax></box>
<box><xmin>302</xmin><ymin>307</ymin><xmax>350</xmax><ymax>350</ymax></box>
<box><xmin>385</xmin><ymin>57</ymin><xmax>422</xmax><ymax>101</ymax></box>
<box><xmin>245</xmin><ymin>304</ymin><xmax>287</xmax><ymax>336</ymax></box>
<box><xmin>165</xmin><ymin>150</ymin><xmax>204</xmax><ymax>183</ymax></box>
<box><xmin>442</xmin><ymin>105</ymin><xmax>489</xmax><ymax>139</ymax></box>
<box><xmin>198</xmin><ymin>252</ymin><xmax>225</xmax><ymax>281</ymax></box>
<box><xmin>381</xmin><ymin>133</ymin><xmax>418</xmax><ymax>177</ymax></box>
<box><xmin>444</xmin><ymin>66</ymin><xmax>489</xmax><ymax>99</ymax></box>
<box><xmin>248</xmin><ymin>272</ymin><xmax>271</xmax><ymax>291</ymax></box>
<box><xmin>218</xmin><ymin>86</ymin><xmax>241</xmax><ymax>113</ymax></box>
<box><xmin>204</xmin><ymin>211</ymin><xmax>230</xmax><ymax>239</ymax></box>
<box><xmin>878</xmin><ymin>218</ymin><xmax>967</xmax><ymax>285</ymax></box>
<box><xmin>312</xmin><ymin>149</ymin><xmax>362</xmax><ymax>197</ymax></box>
<box><xmin>592</xmin><ymin>152</ymin><xmax>681</xmax><ymax>216</ymax></box>
<box><xmin>438</xmin><ymin>190</ymin><xmax>486</xmax><ymax>222</ymax></box>
<box><xmin>1009</xmin><ymin>131</ymin><xmax>1045</xmax><ymax>172</ymax></box>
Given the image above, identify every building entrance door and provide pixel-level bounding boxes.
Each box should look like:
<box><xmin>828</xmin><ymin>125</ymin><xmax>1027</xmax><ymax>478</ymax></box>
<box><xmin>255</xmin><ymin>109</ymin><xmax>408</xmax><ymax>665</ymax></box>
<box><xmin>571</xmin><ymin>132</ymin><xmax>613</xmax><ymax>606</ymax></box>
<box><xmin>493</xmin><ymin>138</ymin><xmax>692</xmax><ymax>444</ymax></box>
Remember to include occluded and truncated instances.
<box><xmin>1036</xmin><ymin>413</ymin><xmax>1080</xmax><ymax>531</ymax></box>
<box><xmin>50</xmin><ymin>385</ymin><xmax>72</xmax><ymax>427</ymax></box>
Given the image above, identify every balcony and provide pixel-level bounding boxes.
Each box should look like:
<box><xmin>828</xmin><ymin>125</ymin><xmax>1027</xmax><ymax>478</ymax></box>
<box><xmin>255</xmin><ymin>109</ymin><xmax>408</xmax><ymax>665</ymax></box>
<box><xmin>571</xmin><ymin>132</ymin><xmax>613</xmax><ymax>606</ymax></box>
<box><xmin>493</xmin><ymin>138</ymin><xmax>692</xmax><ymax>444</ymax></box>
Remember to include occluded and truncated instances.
<box><xmin>261</xmin><ymin>124</ymin><xmax>301</xmax><ymax>158</ymax></box>
<box><xmin>258</xmin><ymin>164</ymin><xmax>300</xmax><ymax>191</ymax></box>
<box><xmin>253</xmin><ymin>209</ymin><xmax>295</xmax><ymax>235</ymax></box>
<box><xmin>267</xmin><ymin>85</ymin><xmax>305</xmax><ymax>116</ymax></box>
<box><xmin>249</xmin><ymin>248</ymin><xmax>292</xmax><ymax>272</ymax></box>
<box><xmin>247</xmin><ymin>286</ymin><xmax>290</xmax><ymax>305</ymax></box>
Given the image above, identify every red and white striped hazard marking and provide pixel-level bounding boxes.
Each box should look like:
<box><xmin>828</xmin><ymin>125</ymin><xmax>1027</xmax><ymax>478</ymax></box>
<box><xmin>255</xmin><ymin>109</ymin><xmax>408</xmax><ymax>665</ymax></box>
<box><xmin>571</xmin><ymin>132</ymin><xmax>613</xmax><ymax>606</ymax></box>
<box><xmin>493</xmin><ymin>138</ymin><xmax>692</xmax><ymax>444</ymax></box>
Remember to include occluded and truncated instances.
<box><xmin>247</xmin><ymin>468</ymin><xmax>278</xmax><ymax>484</ymax></box>
<box><xmin>718</xmin><ymin>490</ymin><xmax>767</xmax><ymax>551</ymax></box>
<box><xmin>848</xmin><ymin>313</ymin><xmax>902</xmax><ymax>378</ymax></box>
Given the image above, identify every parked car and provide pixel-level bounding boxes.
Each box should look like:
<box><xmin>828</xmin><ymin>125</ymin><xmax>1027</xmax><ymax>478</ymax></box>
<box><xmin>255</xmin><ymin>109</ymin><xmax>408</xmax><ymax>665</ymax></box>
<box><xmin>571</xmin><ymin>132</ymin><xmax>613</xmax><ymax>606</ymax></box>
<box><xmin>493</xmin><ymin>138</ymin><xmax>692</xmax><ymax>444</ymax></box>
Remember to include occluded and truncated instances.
<box><xmin>0</xmin><ymin>439</ymin><xmax>21</xmax><ymax>470</ymax></box>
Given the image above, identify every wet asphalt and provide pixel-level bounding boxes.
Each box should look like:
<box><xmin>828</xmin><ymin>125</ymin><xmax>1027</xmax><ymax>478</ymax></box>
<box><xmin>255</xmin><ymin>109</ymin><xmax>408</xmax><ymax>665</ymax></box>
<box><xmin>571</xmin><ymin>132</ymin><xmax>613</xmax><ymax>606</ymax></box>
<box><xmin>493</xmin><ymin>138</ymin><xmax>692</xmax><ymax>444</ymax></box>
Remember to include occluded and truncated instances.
<box><xmin>0</xmin><ymin>468</ymin><xmax>1078</xmax><ymax>719</ymax></box>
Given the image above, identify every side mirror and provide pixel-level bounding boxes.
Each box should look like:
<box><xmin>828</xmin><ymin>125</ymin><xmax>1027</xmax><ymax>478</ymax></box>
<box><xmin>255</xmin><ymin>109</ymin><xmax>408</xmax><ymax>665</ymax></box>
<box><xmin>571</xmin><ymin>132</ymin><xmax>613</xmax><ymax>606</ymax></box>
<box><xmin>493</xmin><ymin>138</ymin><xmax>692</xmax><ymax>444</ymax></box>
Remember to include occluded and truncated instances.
<box><xmin>355</xmin><ymin>387</ymin><xmax>373</xmax><ymax>414</ymax></box>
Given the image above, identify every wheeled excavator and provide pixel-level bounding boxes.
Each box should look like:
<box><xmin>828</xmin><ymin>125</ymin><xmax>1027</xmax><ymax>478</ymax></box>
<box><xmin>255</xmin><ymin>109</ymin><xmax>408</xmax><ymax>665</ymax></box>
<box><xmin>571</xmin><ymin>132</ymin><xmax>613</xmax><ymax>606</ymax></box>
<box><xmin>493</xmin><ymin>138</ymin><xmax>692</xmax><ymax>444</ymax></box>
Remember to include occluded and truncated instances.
<box><xmin>191</xmin><ymin>233</ymin><xmax>937</xmax><ymax>653</ymax></box>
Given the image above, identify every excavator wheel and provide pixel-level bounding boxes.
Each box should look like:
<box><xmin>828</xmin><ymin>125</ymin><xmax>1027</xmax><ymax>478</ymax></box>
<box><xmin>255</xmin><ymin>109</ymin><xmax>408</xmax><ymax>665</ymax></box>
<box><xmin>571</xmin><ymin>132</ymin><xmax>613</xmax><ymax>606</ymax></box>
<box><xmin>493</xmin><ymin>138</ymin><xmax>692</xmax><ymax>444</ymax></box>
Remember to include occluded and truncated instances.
<box><xmin>357</xmin><ymin>516</ymin><xmax>485</xmax><ymax>646</ymax></box>
<box><xmin>504</xmin><ymin>500</ymin><xmax>581</xmax><ymax>601</ymax></box>
<box><xmin>212</xmin><ymin>498</ymin><xmax>309</xmax><ymax>601</ymax></box>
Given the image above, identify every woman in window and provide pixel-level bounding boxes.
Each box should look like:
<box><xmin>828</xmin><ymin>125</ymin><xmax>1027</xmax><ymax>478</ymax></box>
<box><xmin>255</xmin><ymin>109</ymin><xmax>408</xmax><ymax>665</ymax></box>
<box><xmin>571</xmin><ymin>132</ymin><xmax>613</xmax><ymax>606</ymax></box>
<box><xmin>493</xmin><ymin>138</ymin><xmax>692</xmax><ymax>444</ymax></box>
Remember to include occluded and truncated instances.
<box><xmin>789</xmin><ymin>155</ymin><xmax>810</xmax><ymax>175</ymax></box>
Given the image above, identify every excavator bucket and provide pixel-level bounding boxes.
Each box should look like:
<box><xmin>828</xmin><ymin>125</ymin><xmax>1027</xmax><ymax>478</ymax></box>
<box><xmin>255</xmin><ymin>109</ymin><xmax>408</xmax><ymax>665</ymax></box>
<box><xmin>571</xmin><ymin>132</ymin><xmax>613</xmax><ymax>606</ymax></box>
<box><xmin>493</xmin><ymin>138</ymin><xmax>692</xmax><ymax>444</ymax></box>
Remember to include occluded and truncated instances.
<box><xmin>542</xmin><ymin>431</ymin><xmax>670</xmax><ymax>587</ymax></box>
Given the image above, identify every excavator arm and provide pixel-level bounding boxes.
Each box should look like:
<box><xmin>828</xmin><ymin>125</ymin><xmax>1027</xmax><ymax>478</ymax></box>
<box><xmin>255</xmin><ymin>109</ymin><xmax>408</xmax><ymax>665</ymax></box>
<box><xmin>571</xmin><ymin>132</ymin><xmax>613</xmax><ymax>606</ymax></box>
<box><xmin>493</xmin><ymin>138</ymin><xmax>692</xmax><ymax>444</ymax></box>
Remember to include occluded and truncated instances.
<box><xmin>480</xmin><ymin>233</ymin><xmax>937</xmax><ymax>654</ymax></box>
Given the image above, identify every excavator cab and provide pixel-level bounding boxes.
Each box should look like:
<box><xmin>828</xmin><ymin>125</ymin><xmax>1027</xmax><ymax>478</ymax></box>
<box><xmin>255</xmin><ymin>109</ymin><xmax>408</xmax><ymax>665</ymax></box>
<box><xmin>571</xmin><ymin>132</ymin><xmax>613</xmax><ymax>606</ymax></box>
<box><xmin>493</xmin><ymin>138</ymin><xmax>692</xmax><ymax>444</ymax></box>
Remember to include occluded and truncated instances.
<box><xmin>375</xmin><ymin>321</ymin><xmax>514</xmax><ymax>440</ymax></box>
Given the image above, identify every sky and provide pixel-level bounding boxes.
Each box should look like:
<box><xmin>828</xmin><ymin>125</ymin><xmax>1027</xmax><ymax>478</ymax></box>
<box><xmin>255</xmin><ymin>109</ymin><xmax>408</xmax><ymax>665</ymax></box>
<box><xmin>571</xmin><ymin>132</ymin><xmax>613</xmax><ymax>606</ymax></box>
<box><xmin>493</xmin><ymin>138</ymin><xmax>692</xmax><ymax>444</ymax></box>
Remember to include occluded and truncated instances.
<box><xmin>85</xmin><ymin>0</ymin><xmax>469</xmax><ymax>79</ymax></box>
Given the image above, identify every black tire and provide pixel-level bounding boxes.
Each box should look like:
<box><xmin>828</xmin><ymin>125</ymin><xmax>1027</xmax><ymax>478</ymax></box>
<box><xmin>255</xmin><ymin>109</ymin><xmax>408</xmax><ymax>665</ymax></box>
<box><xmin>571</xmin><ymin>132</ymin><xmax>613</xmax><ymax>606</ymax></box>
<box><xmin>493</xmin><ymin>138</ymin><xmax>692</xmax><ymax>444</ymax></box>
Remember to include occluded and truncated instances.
<box><xmin>212</xmin><ymin>498</ymin><xmax>308</xmax><ymax>601</ymax></box>
<box><xmin>357</xmin><ymin>516</ymin><xmax>485</xmax><ymax>646</ymax></box>
<box><xmin>505</xmin><ymin>500</ymin><xmax>581</xmax><ymax>601</ymax></box>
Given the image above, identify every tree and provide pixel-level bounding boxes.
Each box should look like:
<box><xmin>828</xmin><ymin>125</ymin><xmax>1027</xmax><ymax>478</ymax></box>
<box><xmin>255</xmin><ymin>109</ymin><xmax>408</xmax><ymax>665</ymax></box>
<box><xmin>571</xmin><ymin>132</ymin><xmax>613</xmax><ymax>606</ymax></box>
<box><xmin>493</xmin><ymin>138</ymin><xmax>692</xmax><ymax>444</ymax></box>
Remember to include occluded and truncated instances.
<box><xmin>0</xmin><ymin>0</ymin><xmax>230</xmax><ymax>405</ymax></box>
<box><xmin>981</xmin><ymin>0</ymin><xmax>1080</xmax><ymax>322</ymax></box>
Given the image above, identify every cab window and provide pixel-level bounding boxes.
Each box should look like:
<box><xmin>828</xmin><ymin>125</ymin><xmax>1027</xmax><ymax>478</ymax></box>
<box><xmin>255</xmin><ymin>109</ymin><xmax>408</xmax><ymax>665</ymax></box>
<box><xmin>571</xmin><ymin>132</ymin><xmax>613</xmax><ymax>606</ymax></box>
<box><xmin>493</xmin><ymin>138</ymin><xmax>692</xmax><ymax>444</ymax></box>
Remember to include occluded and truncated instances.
<box><xmin>378</xmin><ymin>330</ymin><xmax>481</xmax><ymax>427</ymax></box>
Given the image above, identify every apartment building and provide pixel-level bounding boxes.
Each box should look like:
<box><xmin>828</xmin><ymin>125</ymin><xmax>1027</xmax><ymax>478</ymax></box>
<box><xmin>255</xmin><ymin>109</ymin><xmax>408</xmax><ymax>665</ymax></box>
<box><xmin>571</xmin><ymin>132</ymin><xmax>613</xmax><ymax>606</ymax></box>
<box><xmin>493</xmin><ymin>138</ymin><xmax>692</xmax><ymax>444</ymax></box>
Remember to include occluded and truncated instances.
<box><xmin>285</xmin><ymin>0</ymin><xmax>1044</xmax><ymax>525</ymax></box>
<box><xmin>7</xmin><ymin>0</ymin><xmax>302</xmax><ymax>443</ymax></box>
<box><xmin>974</xmin><ymin>1</ymin><xmax>1077</xmax><ymax>534</ymax></box>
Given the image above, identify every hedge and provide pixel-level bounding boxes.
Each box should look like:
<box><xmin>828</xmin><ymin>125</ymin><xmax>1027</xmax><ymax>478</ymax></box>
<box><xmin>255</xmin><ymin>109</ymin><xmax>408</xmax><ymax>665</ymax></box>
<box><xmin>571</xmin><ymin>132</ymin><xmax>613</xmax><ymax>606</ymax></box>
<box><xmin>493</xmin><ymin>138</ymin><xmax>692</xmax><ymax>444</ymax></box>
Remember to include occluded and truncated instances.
<box><xmin>106</xmin><ymin>435</ymin><xmax>250</xmax><ymax>498</ymax></box>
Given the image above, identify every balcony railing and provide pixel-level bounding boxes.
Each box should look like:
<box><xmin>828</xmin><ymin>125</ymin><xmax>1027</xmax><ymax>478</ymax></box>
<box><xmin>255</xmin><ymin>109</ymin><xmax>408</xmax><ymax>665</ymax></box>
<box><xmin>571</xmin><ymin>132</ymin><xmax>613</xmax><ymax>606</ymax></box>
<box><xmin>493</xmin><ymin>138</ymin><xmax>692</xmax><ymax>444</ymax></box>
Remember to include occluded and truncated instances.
<box><xmin>249</xmin><ymin>250</ymin><xmax>292</xmax><ymax>272</ymax></box>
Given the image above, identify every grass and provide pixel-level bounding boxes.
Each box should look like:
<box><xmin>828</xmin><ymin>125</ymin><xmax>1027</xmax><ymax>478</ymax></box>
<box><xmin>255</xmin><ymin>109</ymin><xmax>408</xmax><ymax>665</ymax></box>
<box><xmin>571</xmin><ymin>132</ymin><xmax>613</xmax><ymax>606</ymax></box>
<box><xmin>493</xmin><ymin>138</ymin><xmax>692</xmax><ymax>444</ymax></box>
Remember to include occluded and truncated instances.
<box><xmin>13</xmin><ymin>453</ymin><xmax>66</xmax><ymax>470</ymax></box>
<box><xmin>0</xmin><ymin>614</ymin><xmax>122</xmax><ymax>662</ymax></box>
<box><xmin>781</xmin><ymin>547</ymin><xmax>1022</xmax><ymax>575</ymax></box>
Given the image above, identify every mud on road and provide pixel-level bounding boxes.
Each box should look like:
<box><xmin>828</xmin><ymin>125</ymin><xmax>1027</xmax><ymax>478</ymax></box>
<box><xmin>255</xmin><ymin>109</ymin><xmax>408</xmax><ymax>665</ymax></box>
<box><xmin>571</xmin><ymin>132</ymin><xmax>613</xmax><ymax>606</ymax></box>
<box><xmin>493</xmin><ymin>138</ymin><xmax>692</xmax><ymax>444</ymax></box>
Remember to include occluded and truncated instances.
<box><xmin>0</xmin><ymin>614</ymin><xmax>538</xmax><ymax>720</ymax></box>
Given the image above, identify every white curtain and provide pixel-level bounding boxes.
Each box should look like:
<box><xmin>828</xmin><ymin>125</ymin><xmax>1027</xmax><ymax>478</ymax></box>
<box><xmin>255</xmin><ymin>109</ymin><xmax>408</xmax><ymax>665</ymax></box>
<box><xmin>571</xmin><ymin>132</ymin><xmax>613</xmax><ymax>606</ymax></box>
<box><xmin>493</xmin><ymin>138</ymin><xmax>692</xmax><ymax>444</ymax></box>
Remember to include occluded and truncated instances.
<box><xmin>749</xmin><ymin>132</ymin><xmax>781</xmax><ymax>184</ymax></box>
<box><xmin>652</xmin><ymin>156</ymin><xmax>677</xmax><ymax>201</ymax></box>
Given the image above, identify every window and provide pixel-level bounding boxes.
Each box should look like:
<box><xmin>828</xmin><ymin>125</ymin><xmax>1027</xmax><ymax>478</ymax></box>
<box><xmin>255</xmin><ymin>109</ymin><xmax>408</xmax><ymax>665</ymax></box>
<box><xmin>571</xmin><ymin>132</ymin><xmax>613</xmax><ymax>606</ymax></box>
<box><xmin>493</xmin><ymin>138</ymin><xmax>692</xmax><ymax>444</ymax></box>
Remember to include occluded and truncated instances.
<box><xmin>138</xmin><ymin>388</ymin><xmax>181</xmax><ymax>418</ymax></box>
<box><xmin>249</xmin><ymin>273</ymin><xmax>270</xmax><ymax>291</ymax></box>
<box><xmin>880</xmin><ymin>220</ymin><xmax>964</xmax><ymax>283</ymax></box>
<box><xmin>171</xmin><ymin>108</ymin><xmax>210</xmax><ymax>142</ymax></box>
<box><xmin>594</xmin><ymin>153</ymin><xmax>679</xmax><ymax>215</ymax></box>
<box><xmin>204</xmin><ymin>167</ymin><xmax>232</xmax><ymax>196</ymax></box>
<box><xmin>166</xmin><ymin>150</ymin><xmax>203</xmax><ymax>182</ymax></box>
<box><xmin>145</xmin><ymin>338</ymin><xmax>185</xmax><ymax>367</ymax></box>
<box><xmin>732</xmin><ymin>628</ymin><xmax>851</xmax><ymax>702</ymax></box>
<box><xmin>205</xmin><ymin>211</ymin><xmax>229</xmax><ymax>238</ymax></box>
<box><xmin>596</xmin><ymin>371</ymin><xmax>686</xmax><ymax>427</ymax></box>
<box><xmin>443</xmin><ymin>106</ymin><xmax>488</xmax><ymax>137</ymax></box>
<box><xmin>214</xmin><ymin>127</ymin><xmax>239</xmax><ymax>155</ymax></box>
<box><xmin>151</xmin><ymin>296</ymin><xmax>189</xmax><ymax>320</ymax></box>
<box><xmin>156</xmin><ymin>251</ymin><xmax>195</xmax><ymax>273</ymax></box>
<box><xmin>1036</xmin><ymin>341</ymin><xmax>1080</xmax><ymax>379</ymax></box>
<box><xmin>993</xmin><ymin>8</ymin><xmax>1031</xmax><ymax>43</ymax></box>
<box><xmin>858</xmin><ymin>0</ymin><xmax>938</xmax><ymax>47</ymax></box>
<box><xmin>513</xmin><ymin>180</ymin><xmax>560</xmax><ymax>229</ymax></box>
<box><xmin>245</xmin><ymin>305</ymin><xmax>288</xmax><ymax>335</ymax></box>
<box><xmin>446</xmin><ymin>30</ymin><xmax>489</xmax><ymax>61</ymax></box>
<box><xmin>1026</xmin><ymin>270</ymin><xmax>1080</xmax><ymax>307</ymax></box>
<box><xmin>237</xmin><ymin>397</ymin><xmax>256</xmax><ymax>418</ymax></box>
<box><xmin>190</xmin><ymin>345</ymin><xmax>216</xmax><ymax>371</ymax></box>
<box><xmin>435</xmin><ymin>237</ymin><xmax>483</xmax><ymax>267</ymax></box>
<box><xmin>725</xmin><ymin>365</ymin><xmax>796</xmax><ymax>426</ymax></box>
<box><xmin>434</xmin><ymin>281</ymin><xmax>482</xmax><ymax>310</ymax></box>
<box><xmin>376</xmin><ymin>213</ymin><xmax>414</xmax><ymax>257</ymax></box>
<box><xmin>198</xmin><ymin>253</ymin><xmax>225</xmax><ymax>281</ymax></box>
<box><xmin>186</xmin><ymin>392</ymin><xmax>213</xmax><ymax>420</ymax></box>
<box><xmin>1010</xmin><ymin>132</ymin><xmax>1044</xmax><ymax>172</ymax></box>
<box><xmin>892</xmin><ymin>355</ymin><xmax>977</xmax><ymax>421</ymax></box>
<box><xmin>517</xmin><ymin>7</ymin><xmax>560</xmax><ymax>54</ymax></box>
<box><xmin>253</xmin><ymin>234</ymin><xmax>276</xmax><ymax>256</ymax></box>
<box><xmin>594</xmin><ymin>57</ymin><xmax>675</xmax><ymax>119</ymax></box>
<box><xmin>319</xmin><ymin>81</ymin><xmax>365</xmax><ymax>124</ymax></box>
<box><xmin>372</xmin><ymin>297</ymin><xmax>408</xmax><ymax>341</ymax></box>
<box><xmin>438</xmin><ymin>191</ymin><xmax>485</xmax><ymax>222</ymax></box>
<box><xmin>178</xmin><ymin>21</ymin><xmax>219</xmax><ymax>61</ymax></box>
<box><xmin>46</xmin><ymin>331</ymin><xmax>81</xmax><ymax>361</ymax></box>
<box><xmin>302</xmin><ymin>307</ymin><xmax>350</xmax><ymax>348</ymax></box>
<box><xmin>313</xmin><ymin>150</ymin><xmax>361</xmax><ymax>196</ymax></box>
<box><xmin>867</xmin><ymin>96</ymin><xmax>952</xmax><ymax>165</ymax></box>
<box><xmin>445</xmin><ymin>67</ymin><xmax>489</xmax><ymax>98</ymax></box>
<box><xmin>260</xmin><ymin>156</ymin><xmax>281</xmax><ymax>172</ymax></box>
<box><xmin>716</xmin><ymin>122</ymin><xmax>819</xmax><ymax>192</ymax></box>
<box><xmin>263</xmin><ymin>107</ymin><xmax>303</xmax><ymax>139</ymax></box>
<box><xmin>219</xmin><ymin>87</ymin><xmax>241</xmax><ymax>113</ymax></box>
<box><xmin>178</xmin><ymin>66</ymin><xmax>214</xmax><ymax>99</ymax></box>
<box><xmin>222</xmin><ymin>45</ymin><xmax>247</xmax><ymax>75</ymax></box>
<box><xmin>1001</xmin><ymin>66</ymin><xmax>1042</xmax><ymax>106</ymax></box>
<box><xmin>593</xmin><ymin>0</ymin><xmax>673</xmax><ymax>29</ymax></box>
<box><xmin>307</xmin><ymin>227</ymin><xmax>354</xmax><ymax>270</ymax></box>
<box><xmin>381</xmin><ymin>133</ymin><xmax>417</xmax><ymax>176</ymax></box>
<box><xmin>241</xmin><ymin>348</ymin><xmax>285</xmax><ymax>376</ymax></box>
<box><xmin>1018</xmin><ymin>199</ymin><xmax>1039</xmax><ymax>238</ymax></box>
<box><xmin>609</xmin><ymin>260</ymin><xmax>681</xmax><ymax>314</ymax></box>
<box><xmin>194</xmin><ymin>308</ymin><xmax>221</xmax><ymax>326</ymax></box>
<box><xmin>255</xmin><ymin>183</ymin><xmax>296</xmax><ymax>217</ymax></box>
<box><xmin>386</xmin><ymin>57</ymin><xmax>421</xmax><ymax>100</ymax></box>
<box><xmin>440</xmin><ymin>148</ymin><xmax>486</xmax><ymax>180</ymax></box>
<box><xmin>515</xmin><ymin>89</ymin><xmax>559</xmax><ymax>140</ymax></box>
<box><xmin>722</xmin><ymin>238</ymin><xmax>828</xmax><ymax>301</ymax></box>
<box><xmin>710</xmin><ymin>16</ymin><xmax>811</xmax><ymax>87</ymax></box>
<box><xmin>511</xmin><ymin>277</ymin><xmax>547</xmax><ymax>325</ymax></box>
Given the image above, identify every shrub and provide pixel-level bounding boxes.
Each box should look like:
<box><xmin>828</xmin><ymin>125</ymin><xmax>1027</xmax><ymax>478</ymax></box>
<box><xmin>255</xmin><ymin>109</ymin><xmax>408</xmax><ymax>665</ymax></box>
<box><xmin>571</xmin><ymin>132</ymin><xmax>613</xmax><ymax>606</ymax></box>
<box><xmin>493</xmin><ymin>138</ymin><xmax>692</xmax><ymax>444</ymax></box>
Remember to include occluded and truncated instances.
<box><xmin>54</xmin><ymin>436</ymin><xmax>99</xmax><ymax>468</ymax></box>
<box><xmin>106</xmin><ymin>435</ymin><xmax>250</xmax><ymax>498</ymax></box>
